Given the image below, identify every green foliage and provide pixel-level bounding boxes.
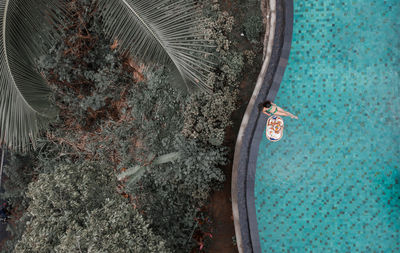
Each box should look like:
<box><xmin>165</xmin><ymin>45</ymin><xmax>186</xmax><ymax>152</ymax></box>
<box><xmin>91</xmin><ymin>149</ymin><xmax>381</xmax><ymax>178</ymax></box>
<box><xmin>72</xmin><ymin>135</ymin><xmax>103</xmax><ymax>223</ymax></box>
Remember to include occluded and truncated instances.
<box><xmin>143</xmin><ymin>134</ymin><xmax>226</xmax><ymax>202</ymax></box>
<box><xmin>127</xmin><ymin>68</ymin><xmax>186</xmax><ymax>158</ymax></box>
<box><xmin>243</xmin><ymin>15</ymin><xmax>263</xmax><ymax>42</ymax></box>
<box><xmin>0</xmin><ymin>0</ymin><xmax>61</xmax><ymax>151</ymax></box>
<box><xmin>183</xmin><ymin>88</ymin><xmax>238</xmax><ymax>146</ymax></box>
<box><xmin>203</xmin><ymin>3</ymin><xmax>241</xmax><ymax>89</ymax></box>
<box><xmin>130</xmin><ymin>135</ymin><xmax>226</xmax><ymax>251</ymax></box>
<box><xmin>182</xmin><ymin>4</ymin><xmax>243</xmax><ymax>146</ymax></box>
<box><xmin>204</xmin><ymin>4</ymin><xmax>235</xmax><ymax>56</ymax></box>
<box><xmin>123</xmin><ymin>69</ymin><xmax>226</xmax><ymax>251</ymax></box>
<box><xmin>1</xmin><ymin>0</ymin><xmax>253</xmax><ymax>252</ymax></box>
<box><xmin>14</xmin><ymin>162</ymin><xmax>169</xmax><ymax>253</ymax></box>
<box><xmin>0</xmin><ymin>152</ymin><xmax>37</xmax><ymax>253</ymax></box>
<box><xmin>244</xmin><ymin>49</ymin><xmax>257</xmax><ymax>65</ymax></box>
<box><xmin>34</xmin><ymin>3</ymin><xmax>227</xmax><ymax>251</ymax></box>
<box><xmin>37</xmin><ymin>1</ymin><xmax>127</xmax><ymax>129</ymax></box>
<box><xmin>0</xmin><ymin>152</ymin><xmax>35</xmax><ymax>210</ymax></box>
<box><xmin>98</xmin><ymin>0</ymin><xmax>215</xmax><ymax>91</ymax></box>
<box><xmin>54</xmin><ymin>198</ymin><xmax>169</xmax><ymax>253</ymax></box>
<box><xmin>171</xmin><ymin>134</ymin><xmax>226</xmax><ymax>200</ymax></box>
<box><xmin>222</xmin><ymin>52</ymin><xmax>245</xmax><ymax>85</ymax></box>
<box><xmin>34</xmin><ymin>0</ymin><xmax>141</xmax><ymax>170</ymax></box>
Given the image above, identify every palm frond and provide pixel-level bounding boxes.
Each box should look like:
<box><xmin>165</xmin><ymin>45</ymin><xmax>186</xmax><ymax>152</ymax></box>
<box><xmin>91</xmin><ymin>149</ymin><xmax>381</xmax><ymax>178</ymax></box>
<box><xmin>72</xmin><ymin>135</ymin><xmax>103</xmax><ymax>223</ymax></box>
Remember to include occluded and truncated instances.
<box><xmin>117</xmin><ymin>152</ymin><xmax>181</xmax><ymax>184</ymax></box>
<box><xmin>0</xmin><ymin>146</ymin><xmax>5</xmax><ymax>188</ymax></box>
<box><xmin>0</xmin><ymin>0</ymin><xmax>61</xmax><ymax>151</ymax></box>
<box><xmin>98</xmin><ymin>0</ymin><xmax>215</xmax><ymax>91</ymax></box>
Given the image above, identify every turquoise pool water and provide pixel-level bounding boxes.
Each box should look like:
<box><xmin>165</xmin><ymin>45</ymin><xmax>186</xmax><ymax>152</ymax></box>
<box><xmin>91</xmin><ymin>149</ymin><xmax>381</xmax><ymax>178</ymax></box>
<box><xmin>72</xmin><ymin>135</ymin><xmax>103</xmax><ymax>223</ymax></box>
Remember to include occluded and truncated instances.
<box><xmin>254</xmin><ymin>0</ymin><xmax>400</xmax><ymax>252</ymax></box>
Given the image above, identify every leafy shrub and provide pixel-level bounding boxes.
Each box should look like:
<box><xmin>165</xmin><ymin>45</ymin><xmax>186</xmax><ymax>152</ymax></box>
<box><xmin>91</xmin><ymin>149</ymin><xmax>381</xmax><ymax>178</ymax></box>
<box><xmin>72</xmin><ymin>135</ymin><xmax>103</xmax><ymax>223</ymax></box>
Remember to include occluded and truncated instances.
<box><xmin>244</xmin><ymin>49</ymin><xmax>256</xmax><ymax>65</ymax></box>
<box><xmin>0</xmin><ymin>152</ymin><xmax>37</xmax><ymax>253</ymax></box>
<box><xmin>38</xmin><ymin>3</ymin><xmax>130</xmax><ymax>131</ymax></box>
<box><xmin>54</xmin><ymin>198</ymin><xmax>169</xmax><ymax>253</ymax></box>
<box><xmin>142</xmin><ymin>134</ymin><xmax>226</xmax><ymax>203</ymax></box>
<box><xmin>183</xmin><ymin>88</ymin><xmax>238</xmax><ymax>146</ymax></box>
<box><xmin>130</xmin><ymin>134</ymin><xmax>226</xmax><ymax>251</ymax></box>
<box><xmin>172</xmin><ymin>134</ymin><xmax>226</xmax><ymax>200</ymax></box>
<box><xmin>122</xmin><ymin>70</ymin><xmax>227</xmax><ymax>251</ymax></box>
<box><xmin>182</xmin><ymin>3</ymin><xmax>243</xmax><ymax>147</ymax></box>
<box><xmin>127</xmin><ymin>68</ymin><xmax>186</xmax><ymax>158</ymax></box>
<box><xmin>221</xmin><ymin>52</ymin><xmax>245</xmax><ymax>85</ymax></box>
<box><xmin>204</xmin><ymin>5</ymin><xmax>234</xmax><ymax>56</ymax></box>
<box><xmin>243</xmin><ymin>15</ymin><xmax>263</xmax><ymax>42</ymax></box>
<box><xmin>203</xmin><ymin>3</ymin><xmax>241</xmax><ymax>89</ymax></box>
<box><xmin>13</xmin><ymin>162</ymin><xmax>169</xmax><ymax>253</ymax></box>
<box><xmin>0</xmin><ymin>152</ymin><xmax>36</xmax><ymax>212</ymax></box>
<box><xmin>35</xmin><ymin>0</ymin><xmax>144</xmax><ymax>169</ymax></box>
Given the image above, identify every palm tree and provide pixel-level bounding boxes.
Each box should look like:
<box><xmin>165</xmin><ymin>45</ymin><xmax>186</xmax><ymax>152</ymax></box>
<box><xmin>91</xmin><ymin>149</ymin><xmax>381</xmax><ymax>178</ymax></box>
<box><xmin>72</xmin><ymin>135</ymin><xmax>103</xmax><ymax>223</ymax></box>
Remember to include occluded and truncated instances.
<box><xmin>0</xmin><ymin>146</ymin><xmax>5</xmax><ymax>187</ymax></box>
<box><xmin>0</xmin><ymin>0</ymin><xmax>60</xmax><ymax>152</ymax></box>
<box><xmin>97</xmin><ymin>0</ymin><xmax>215</xmax><ymax>91</ymax></box>
<box><xmin>0</xmin><ymin>0</ymin><xmax>214</xmax><ymax>151</ymax></box>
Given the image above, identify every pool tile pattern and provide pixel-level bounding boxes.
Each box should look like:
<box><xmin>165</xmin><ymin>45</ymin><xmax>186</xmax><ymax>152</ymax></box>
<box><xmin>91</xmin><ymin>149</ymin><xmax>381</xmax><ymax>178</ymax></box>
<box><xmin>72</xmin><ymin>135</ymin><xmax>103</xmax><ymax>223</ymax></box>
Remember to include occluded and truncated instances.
<box><xmin>255</xmin><ymin>0</ymin><xmax>400</xmax><ymax>252</ymax></box>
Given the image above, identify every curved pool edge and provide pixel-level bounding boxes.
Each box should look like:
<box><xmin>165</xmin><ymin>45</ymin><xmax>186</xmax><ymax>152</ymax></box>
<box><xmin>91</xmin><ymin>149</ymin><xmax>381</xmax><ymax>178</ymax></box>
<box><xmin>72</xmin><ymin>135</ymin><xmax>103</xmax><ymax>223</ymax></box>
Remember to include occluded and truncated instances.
<box><xmin>231</xmin><ymin>0</ymin><xmax>293</xmax><ymax>252</ymax></box>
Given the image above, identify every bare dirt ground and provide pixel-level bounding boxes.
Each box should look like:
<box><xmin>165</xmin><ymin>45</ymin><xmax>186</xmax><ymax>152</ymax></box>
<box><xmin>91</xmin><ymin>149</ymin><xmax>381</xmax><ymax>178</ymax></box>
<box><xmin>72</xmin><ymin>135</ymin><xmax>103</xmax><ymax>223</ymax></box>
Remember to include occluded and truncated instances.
<box><xmin>206</xmin><ymin>0</ymin><xmax>269</xmax><ymax>252</ymax></box>
<box><xmin>207</xmin><ymin>73</ymin><xmax>255</xmax><ymax>253</ymax></box>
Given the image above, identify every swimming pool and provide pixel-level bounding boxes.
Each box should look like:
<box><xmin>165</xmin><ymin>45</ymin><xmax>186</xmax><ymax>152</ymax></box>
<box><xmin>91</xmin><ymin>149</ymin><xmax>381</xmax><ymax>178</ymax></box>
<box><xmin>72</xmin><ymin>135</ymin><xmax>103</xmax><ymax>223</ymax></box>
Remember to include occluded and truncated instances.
<box><xmin>254</xmin><ymin>0</ymin><xmax>400</xmax><ymax>252</ymax></box>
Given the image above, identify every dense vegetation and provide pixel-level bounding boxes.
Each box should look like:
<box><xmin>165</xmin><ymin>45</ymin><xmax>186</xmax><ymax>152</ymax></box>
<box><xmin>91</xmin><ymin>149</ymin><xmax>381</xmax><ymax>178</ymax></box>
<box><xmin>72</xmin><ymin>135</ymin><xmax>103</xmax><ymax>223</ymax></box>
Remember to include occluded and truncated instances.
<box><xmin>14</xmin><ymin>163</ymin><xmax>169</xmax><ymax>253</ymax></box>
<box><xmin>0</xmin><ymin>0</ymin><xmax>264</xmax><ymax>252</ymax></box>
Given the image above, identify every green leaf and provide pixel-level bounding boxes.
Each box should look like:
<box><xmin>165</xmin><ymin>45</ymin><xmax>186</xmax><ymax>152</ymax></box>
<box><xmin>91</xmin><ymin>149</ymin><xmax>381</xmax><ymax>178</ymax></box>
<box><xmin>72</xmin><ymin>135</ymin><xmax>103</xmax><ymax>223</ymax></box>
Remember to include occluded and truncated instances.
<box><xmin>154</xmin><ymin>151</ymin><xmax>181</xmax><ymax>164</ymax></box>
<box><xmin>117</xmin><ymin>151</ymin><xmax>181</xmax><ymax>182</ymax></box>
<box><xmin>97</xmin><ymin>0</ymin><xmax>215</xmax><ymax>91</ymax></box>
<box><xmin>0</xmin><ymin>0</ymin><xmax>61</xmax><ymax>151</ymax></box>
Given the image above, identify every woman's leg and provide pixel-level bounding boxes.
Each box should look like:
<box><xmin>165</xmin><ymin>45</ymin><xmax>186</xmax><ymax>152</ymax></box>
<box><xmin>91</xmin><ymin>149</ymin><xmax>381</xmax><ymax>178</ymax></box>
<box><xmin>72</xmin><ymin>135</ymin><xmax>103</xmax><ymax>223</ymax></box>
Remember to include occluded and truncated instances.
<box><xmin>275</xmin><ymin>112</ymin><xmax>290</xmax><ymax>117</ymax></box>
<box><xmin>285</xmin><ymin>111</ymin><xmax>298</xmax><ymax>119</ymax></box>
<box><xmin>277</xmin><ymin>110</ymin><xmax>298</xmax><ymax>119</ymax></box>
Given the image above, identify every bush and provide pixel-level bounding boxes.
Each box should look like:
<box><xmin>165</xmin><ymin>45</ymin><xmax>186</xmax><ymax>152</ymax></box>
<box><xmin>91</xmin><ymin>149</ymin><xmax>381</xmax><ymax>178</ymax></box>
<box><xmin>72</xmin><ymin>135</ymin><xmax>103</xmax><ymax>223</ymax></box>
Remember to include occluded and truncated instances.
<box><xmin>182</xmin><ymin>3</ymin><xmax>243</xmax><ymax>147</ymax></box>
<box><xmin>0</xmin><ymin>152</ymin><xmax>37</xmax><ymax>253</ymax></box>
<box><xmin>54</xmin><ymin>198</ymin><xmax>169</xmax><ymax>253</ymax></box>
<box><xmin>14</xmin><ymin>162</ymin><xmax>169</xmax><ymax>253</ymax></box>
<box><xmin>127</xmin><ymin>68</ymin><xmax>186</xmax><ymax>158</ymax></box>
<box><xmin>0</xmin><ymin>152</ymin><xmax>36</xmax><ymax>212</ymax></box>
<box><xmin>122</xmin><ymin>70</ymin><xmax>227</xmax><ymax>250</ymax></box>
<box><xmin>243</xmin><ymin>15</ymin><xmax>263</xmax><ymax>42</ymax></box>
<box><xmin>130</xmin><ymin>134</ymin><xmax>226</xmax><ymax>251</ymax></box>
<box><xmin>183</xmin><ymin>88</ymin><xmax>238</xmax><ymax>146</ymax></box>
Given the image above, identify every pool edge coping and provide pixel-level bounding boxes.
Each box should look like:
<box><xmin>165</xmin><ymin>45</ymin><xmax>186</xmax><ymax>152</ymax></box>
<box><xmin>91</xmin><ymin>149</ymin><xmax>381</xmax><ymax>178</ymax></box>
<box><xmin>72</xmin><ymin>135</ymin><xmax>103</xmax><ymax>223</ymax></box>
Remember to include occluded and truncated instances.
<box><xmin>231</xmin><ymin>0</ymin><xmax>276</xmax><ymax>251</ymax></box>
<box><xmin>231</xmin><ymin>0</ymin><xmax>293</xmax><ymax>252</ymax></box>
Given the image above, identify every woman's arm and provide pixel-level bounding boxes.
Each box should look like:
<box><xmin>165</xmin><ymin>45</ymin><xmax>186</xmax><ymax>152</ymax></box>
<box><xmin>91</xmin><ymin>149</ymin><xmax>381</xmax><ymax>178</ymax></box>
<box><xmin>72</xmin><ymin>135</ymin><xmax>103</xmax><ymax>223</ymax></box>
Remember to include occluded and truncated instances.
<box><xmin>262</xmin><ymin>108</ymin><xmax>271</xmax><ymax>116</ymax></box>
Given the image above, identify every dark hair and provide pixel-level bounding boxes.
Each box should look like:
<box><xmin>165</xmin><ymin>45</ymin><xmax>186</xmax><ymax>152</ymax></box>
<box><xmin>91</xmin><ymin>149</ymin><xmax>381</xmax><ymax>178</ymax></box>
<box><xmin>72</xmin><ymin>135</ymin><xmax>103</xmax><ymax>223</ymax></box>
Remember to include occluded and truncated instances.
<box><xmin>258</xmin><ymin>100</ymin><xmax>272</xmax><ymax>111</ymax></box>
<box><xmin>262</xmin><ymin>101</ymin><xmax>272</xmax><ymax>108</ymax></box>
